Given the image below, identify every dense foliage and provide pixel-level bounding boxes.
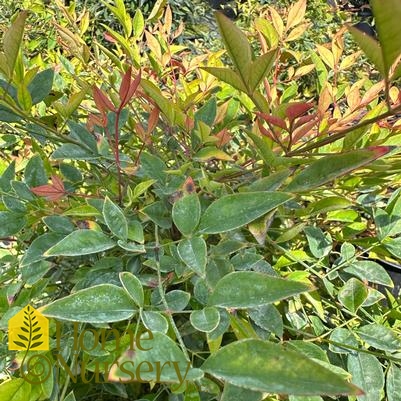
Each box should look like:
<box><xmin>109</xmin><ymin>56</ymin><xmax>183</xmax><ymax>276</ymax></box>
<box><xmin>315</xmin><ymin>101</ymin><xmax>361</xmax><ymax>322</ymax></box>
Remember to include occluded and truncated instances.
<box><xmin>1</xmin><ymin>1</ymin><xmax>401</xmax><ymax>400</ymax></box>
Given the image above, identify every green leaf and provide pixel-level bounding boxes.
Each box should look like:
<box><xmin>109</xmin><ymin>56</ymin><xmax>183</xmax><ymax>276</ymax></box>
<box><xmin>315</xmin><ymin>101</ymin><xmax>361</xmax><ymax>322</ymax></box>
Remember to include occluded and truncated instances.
<box><xmin>387</xmin><ymin>363</ymin><xmax>401</xmax><ymax>401</ymax></box>
<box><xmin>17</xmin><ymin>83</ymin><xmax>32</xmax><ymax>111</ymax></box>
<box><xmin>133</xmin><ymin>9</ymin><xmax>145</xmax><ymax>38</ymax></box>
<box><xmin>44</xmin><ymin>230</ymin><xmax>116</xmax><ymax>256</ymax></box>
<box><xmin>28</xmin><ymin>68</ymin><xmax>54</xmax><ymax>105</ymax></box>
<box><xmin>304</xmin><ymin>226</ymin><xmax>332</xmax><ymax>258</ymax></box>
<box><xmin>215</xmin><ymin>12</ymin><xmax>252</xmax><ymax>86</ymax></box>
<box><xmin>172</xmin><ymin>194</ymin><xmax>201</xmax><ymax>236</ymax></box>
<box><xmin>127</xmin><ymin>219</ymin><xmax>144</xmax><ymax>243</ymax></box>
<box><xmin>338</xmin><ymin>278</ymin><xmax>368</xmax><ymax>313</ymax></box>
<box><xmin>177</xmin><ymin>237</ymin><xmax>207</xmax><ymax>276</ymax></box>
<box><xmin>249</xmin><ymin>304</ymin><xmax>283</xmax><ymax>338</ymax></box>
<box><xmin>68</xmin><ymin>121</ymin><xmax>98</xmax><ymax>153</ymax></box>
<box><xmin>0</xmin><ymin>378</ymin><xmax>30</xmax><ymax>401</ymax></box>
<box><xmin>347</xmin><ymin>25</ymin><xmax>385</xmax><ymax>76</ymax></box>
<box><xmin>140</xmin><ymin>310</ymin><xmax>168</xmax><ymax>333</ymax></box>
<box><xmin>202</xmin><ymin>67</ymin><xmax>248</xmax><ymax>93</ymax></box>
<box><xmin>0</xmin><ymin>211</ymin><xmax>26</xmax><ymax>236</ymax></box>
<box><xmin>347</xmin><ymin>353</ymin><xmax>383</xmax><ymax>401</ymax></box>
<box><xmin>202</xmin><ymin>339</ymin><xmax>361</xmax><ymax>395</ymax></box>
<box><xmin>43</xmin><ymin>215</ymin><xmax>74</xmax><ymax>234</ymax></box>
<box><xmin>24</xmin><ymin>155</ymin><xmax>47</xmax><ymax>188</ymax></box>
<box><xmin>51</xmin><ymin>144</ymin><xmax>98</xmax><ymax>160</ymax></box>
<box><xmin>247</xmin><ymin>49</ymin><xmax>277</xmax><ymax>92</ymax></box>
<box><xmin>63</xmin><ymin>391</ymin><xmax>76</xmax><ymax>401</ymax></box>
<box><xmin>165</xmin><ymin>290</ymin><xmax>191</xmax><ymax>311</ymax></box>
<box><xmin>310</xmin><ymin>50</ymin><xmax>328</xmax><ymax>92</ymax></box>
<box><xmin>0</xmin><ymin>160</ymin><xmax>15</xmax><ymax>192</ymax></box>
<box><xmin>0</xmin><ymin>104</ymin><xmax>21</xmax><ymax>122</ymax></box>
<box><xmin>190</xmin><ymin>307</ymin><xmax>220</xmax><ymax>333</ymax></box>
<box><xmin>20</xmin><ymin>232</ymin><xmax>64</xmax><ymax>267</ymax></box>
<box><xmin>285</xmin><ymin>148</ymin><xmax>391</xmax><ymax>192</ymax></box>
<box><xmin>119</xmin><ymin>271</ymin><xmax>144</xmax><ymax>307</ymax></box>
<box><xmin>195</xmin><ymin>97</ymin><xmax>217</xmax><ymax>126</ymax></box>
<box><xmin>40</xmin><ymin>284</ymin><xmax>136</xmax><ymax>323</ymax></box>
<box><xmin>209</xmin><ymin>271</ymin><xmax>311</xmax><ymax>308</ymax></box>
<box><xmin>329</xmin><ymin>328</ymin><xmax>359</xmax><ymax>354</ymax></box>
<box><xmin>147</xmin><ymin>0</ymin><xmax>167</xmax><ymax>22</ymax></box>
<box><xmin>115</xmin><ymin>332</ymin><xmax>202</xmax><ymax>384</ymax></box>
<box><xmin>344</xmin><ymin>261</ymin><xmax>393</xmax><ymax>287</ymax></box>
<box><xmin>194</xmin><ymin>147</ymin><xmax>232</xmax><ymax>162</ymax></box>
<box><xmin>246</xmin><ymin>170</ymin><xmax>291</xmax><ymax>192</ymax></box>
<box><xmin>132</xmin><ymin>179</ymin><xmax>156</xmax><ymax>199</ymax></box>
<box><xmin>198</xmin><ymin>192</ymin><xmax>292</xmax><ymax>234</ymax></box>
<box><xmin>3</xmin><ymin>11</ymin><xmax>28</xmax><ymax>77</ymax></box>
<box><xmin>103</xmin><ymin>196</ymin><xmax>128</xmax><ymax>241</ymax></box>
<box><xmin>142</xmin><ymin>201</ymin><xmax>171</xmax><ymax>229</ymax></box>
<box><xmin>222</xmin><ymin>382</ymin><xmax>263</xmax><ymax>401</ymax></box>
<box><xmin>371</xmin><ymin>0</ymin><xmax>401</xmax><ymax>79</ymax></box>
<box><xmin>357</xmin><ymin>324</ymin><xmax>401</xmax><ymax>352</ymax></box>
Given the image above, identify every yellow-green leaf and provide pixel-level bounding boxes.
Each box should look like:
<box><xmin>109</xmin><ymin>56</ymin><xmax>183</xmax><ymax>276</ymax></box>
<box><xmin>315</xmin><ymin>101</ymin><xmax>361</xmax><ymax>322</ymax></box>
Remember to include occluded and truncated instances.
<box><xmin>202</xmin><ymin>67</ymin><xmax>247</xmax><ymax>93</ymax></box>
<box><xmin>3</xmin><ymin>11</ymin><xmax>28</xmax><ymax>78</ymax></box>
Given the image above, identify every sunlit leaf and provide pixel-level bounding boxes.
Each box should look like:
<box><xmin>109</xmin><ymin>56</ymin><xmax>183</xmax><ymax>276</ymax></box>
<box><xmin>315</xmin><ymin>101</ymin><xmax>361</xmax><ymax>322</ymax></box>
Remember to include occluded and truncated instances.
<box><xmin>209</xmin><ymin>271</ymin><xmax>311</xmax><ymax>308</ymax></box>
<box><xmin>203</xmin><ymin>340</ymin><xmax>362</xmax><ymax>395</ymax></box>
<box><xmin>40</xmin><ymin>284</ymin><xmax>136</xmax><ymax>323</ymax></box>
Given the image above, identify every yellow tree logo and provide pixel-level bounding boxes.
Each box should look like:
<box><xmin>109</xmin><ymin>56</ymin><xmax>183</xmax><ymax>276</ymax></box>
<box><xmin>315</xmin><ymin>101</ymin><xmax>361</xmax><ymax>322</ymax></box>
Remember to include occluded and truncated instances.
<box><xmin>8</xmin><ymin>305</ymin><xmax>49</xmax><ymax>351</ymax></box>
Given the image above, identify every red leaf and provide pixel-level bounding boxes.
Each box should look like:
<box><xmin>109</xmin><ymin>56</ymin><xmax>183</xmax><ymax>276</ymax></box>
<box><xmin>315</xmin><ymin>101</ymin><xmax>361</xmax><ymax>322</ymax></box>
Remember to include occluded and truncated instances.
<box><xmin>215</xmin><ymin>128</ymin><xmax>232</xmax><ymax>147</ymax></box>
<box><xmin>119</xmin><ymin>67</ymin><xmax>141</xmax><ymax>108</ymax></box>
<box><xmin>293</xmin><ymin>113</ymin><xmax>318</xmax><ymax>130</ymax></box>
<box><xmin>87</xmin><ymin>113</ymin><xmax>108</xmax><ymax>131</ymax></box>
<box><xmin>119</xmin><ymin>67</ymin><xmax>132</xmax><ymax>105</ymax></box>
<box><xmin>182</xmin><ymin>177</ymin><xmax>196</xmax><ymax>194</ymax></box>
<box><xmin>147</xmin><ymin>107</ymin><xmax>159</xmax><ymax>134</ymax></box>
<box><xmin>257</xmin><ymin>113</ymin><xmax>287</xmax><ymax>130</ymax></box>
<box><xmin>285</xmin><ymin>102</ymin><xmax>314</xmax><ymax>123</ymax></box>
<box><xmin>292</xmin><ymin>119</ymin><xmax>319</xmax><ymax>143</ymax></box>
<box><xmin>104</xmin><ymin>32</ymin><xmax>116</xmax><ymax>43</ymax></box>
<box><xmin>257</xmin><ymin>119</ymin><xmax>275</xmax><ymax>140</ymax></box>
<box><xmin>31</xmin><ymin>176</ymin><xmax>67</xmax><ymax>201</ymax></box>
<box><xmin>125</xmin><ymin>69</ymin><xmax>142</xmax><ymax>108</ymax></box>
<box><xmin>93</xmin><ymin>86</ymin><xmax>115</xmax><ymax>113</ymax></box>
<box><xmin>367</xmin><ymin>146</ymin><xmax>395</xmax><ymax>158</ymax></box>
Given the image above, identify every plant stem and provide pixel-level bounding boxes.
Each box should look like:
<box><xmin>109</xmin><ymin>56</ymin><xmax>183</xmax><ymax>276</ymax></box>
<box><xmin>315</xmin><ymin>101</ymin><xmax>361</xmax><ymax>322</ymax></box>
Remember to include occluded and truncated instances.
<box><xmin>114</xmin><ymin>109</ymin><xmax>123</xmax><ymax>205</ymax></box>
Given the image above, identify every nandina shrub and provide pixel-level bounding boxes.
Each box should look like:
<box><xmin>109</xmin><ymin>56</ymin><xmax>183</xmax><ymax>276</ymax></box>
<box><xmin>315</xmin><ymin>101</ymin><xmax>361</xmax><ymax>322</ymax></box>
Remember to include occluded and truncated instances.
<box><xmin>1</xmin><ymin>1</ymin><xmax>401</xmax><ymax>401</ymax></box>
